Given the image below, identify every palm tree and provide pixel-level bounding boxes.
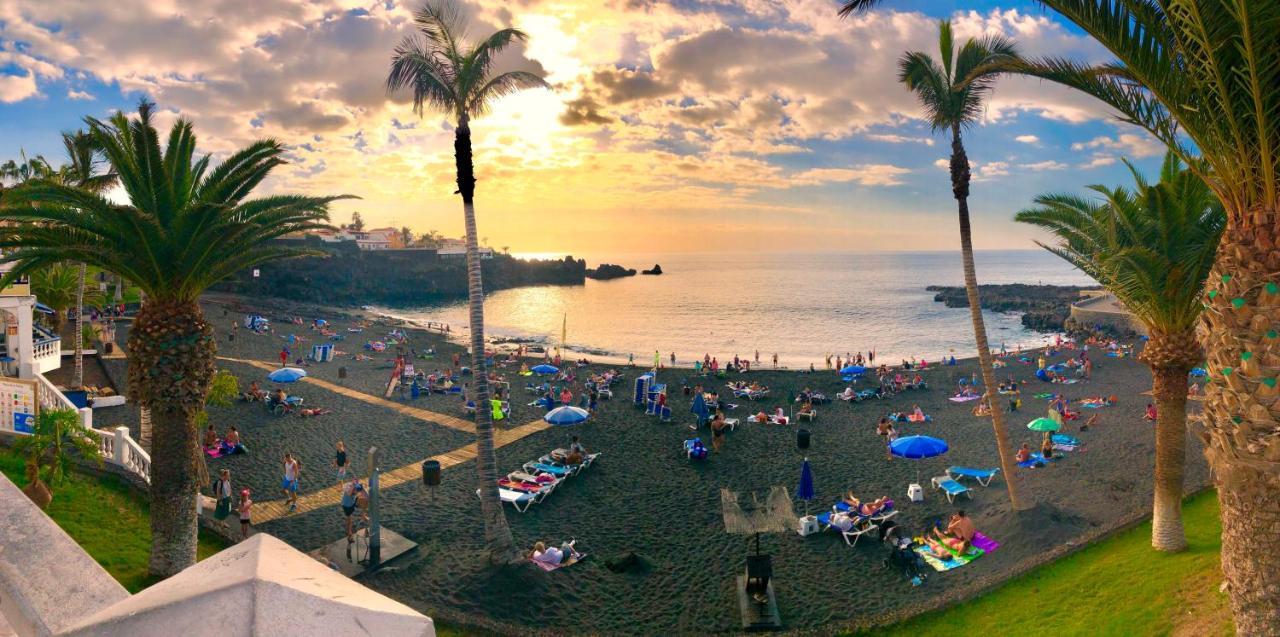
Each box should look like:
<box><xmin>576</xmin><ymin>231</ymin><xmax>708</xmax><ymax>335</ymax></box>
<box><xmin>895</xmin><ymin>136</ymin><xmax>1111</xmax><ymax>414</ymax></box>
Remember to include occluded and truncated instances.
<box><xmin>30</xmin><ymin>263</ymin><xmax>104</xmax><ymax>333</ymax></box>
<box><xmin>0</xmin><ymin>149</ymin><xmax>53</xmax><ymax>187</ymax></box>
<box><xmin>0</xmin><ymin>100</ymin><xmax>347</xmax><ymax>577</ymax></box>
<box><xmin>387</xmin><ymin>0</ymin><xmax>549</xmax><ymax>561</ymax></box>
<box><xmin>895</xmin><ymin>19</ymin><xmax>1028</xmax><ymax>510</ymax></box>
<box><xmin>50</xmin><ymin>131</ymin><xmax>119</xmax><ymax>389</ymax></box>
<box><xmin>13</xmin><ymin>407</ymin><xmax>103</xmax><ymax>496</ymax></box>
<box><xmin>1017</xmin><ymin>152</ymin><xmax>1224</xmax><ymax>551</ymax></box>
<box><xmin>839</xmin><ymin>1</ymin><xmax>1280</xmax><ymax>629</ymax></box>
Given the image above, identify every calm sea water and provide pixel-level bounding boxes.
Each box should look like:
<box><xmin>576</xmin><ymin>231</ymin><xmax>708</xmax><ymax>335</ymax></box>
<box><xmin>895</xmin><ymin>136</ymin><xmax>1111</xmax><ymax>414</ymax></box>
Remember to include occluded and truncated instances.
<box><xmin>375</xmin><ymin>251</ymin><xmax>1095</xmax><ymax>367</ymax></box>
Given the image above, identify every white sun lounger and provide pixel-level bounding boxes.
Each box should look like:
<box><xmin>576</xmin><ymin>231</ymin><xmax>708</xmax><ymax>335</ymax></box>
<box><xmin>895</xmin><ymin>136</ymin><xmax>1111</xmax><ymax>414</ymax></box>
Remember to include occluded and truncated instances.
<box><xmin>476</xmin><ymin>487</ymin><xmax>538</xmax><ymax>512</ymax></box>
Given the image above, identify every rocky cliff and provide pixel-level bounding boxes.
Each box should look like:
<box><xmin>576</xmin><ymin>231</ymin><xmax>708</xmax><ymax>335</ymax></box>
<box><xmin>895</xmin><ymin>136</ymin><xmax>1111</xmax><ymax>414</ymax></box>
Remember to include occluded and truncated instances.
<box><xmin>927</xmin><ymin>284</ymin><xmax>1101</xmax><ymax>333</ymax></box>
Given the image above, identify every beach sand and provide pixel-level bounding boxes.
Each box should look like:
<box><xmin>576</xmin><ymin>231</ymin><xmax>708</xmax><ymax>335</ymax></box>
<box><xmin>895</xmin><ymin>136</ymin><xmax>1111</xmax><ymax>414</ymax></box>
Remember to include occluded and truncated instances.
<box><xmin>95</xmin><ymin>294</ymin><xmax>1211</xmax><ymax>635</ymax></box>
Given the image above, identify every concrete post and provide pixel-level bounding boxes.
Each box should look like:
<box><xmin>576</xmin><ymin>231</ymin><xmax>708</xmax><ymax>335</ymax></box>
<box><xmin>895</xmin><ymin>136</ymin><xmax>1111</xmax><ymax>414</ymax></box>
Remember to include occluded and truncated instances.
<box><xmin>78</xmin><ymin>406</ymin><xmax>93</xmax><ymax>430</ymax></box>
<box><xmin>15</xmin><ymin>297</ymin><xmax>34</xmax><ymax>379</ymax></box>
<box><xmin>367</xmin><ymin>446</ymin><xmax>381</xmax><ymax>567</ymax></box>
<box><xmin>113</xmin><ymin>427</ymin><xmax>128</xmax><ymax>465</ymax></box>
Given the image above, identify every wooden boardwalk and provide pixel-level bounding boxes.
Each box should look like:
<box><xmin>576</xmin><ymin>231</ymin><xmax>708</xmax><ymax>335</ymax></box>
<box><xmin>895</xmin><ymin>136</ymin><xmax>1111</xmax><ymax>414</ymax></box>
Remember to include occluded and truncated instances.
<box><xmin>215</xmin><ymin>356</ymin><xmax>552</xmax><ymax>524</ymax></box>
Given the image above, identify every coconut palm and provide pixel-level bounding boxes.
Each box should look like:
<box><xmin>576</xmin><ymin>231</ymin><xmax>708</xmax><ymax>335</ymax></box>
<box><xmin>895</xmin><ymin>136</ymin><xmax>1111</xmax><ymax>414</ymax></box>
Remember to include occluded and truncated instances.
<box><xmin>1017</xmin><ymin>152</ymin><xmax>1224</xmax><ymax>551</ymax></box>
<box><xmin>890</xmin><ymin>19</ymin><xmax>1029</xmax><ymax>510</ymax></box>
<box><xmin>387</xmin><ymin>0</ymin><xmax>549</xmax><ymax>561</ymax></box>
<box><xmin>841</xmin><ymin>1</ymin><xmax>1280</xmax><ymax>629</ymax></box>
<box><xmin>0</xmin><ymin>100</ymin><xmax>347</xmax><ymax>576</ymax></box>
<box><xmin>0</xmin><ymin>150</ymin><xmax>53</xmax><ymax>187</ymax></box>
<box><xmin>49</xmin><ymin>131</ymin><xmax>119</xmax><ymax>389</ymax></box>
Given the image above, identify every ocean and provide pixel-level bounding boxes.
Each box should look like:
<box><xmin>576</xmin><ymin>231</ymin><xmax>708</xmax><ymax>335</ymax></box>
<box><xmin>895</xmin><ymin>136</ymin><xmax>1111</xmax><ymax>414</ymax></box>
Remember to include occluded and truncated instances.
<box><xmin>374</xmin><ymin>250</ymin><xmax>1096</xmax><ymax>367</ymax></box>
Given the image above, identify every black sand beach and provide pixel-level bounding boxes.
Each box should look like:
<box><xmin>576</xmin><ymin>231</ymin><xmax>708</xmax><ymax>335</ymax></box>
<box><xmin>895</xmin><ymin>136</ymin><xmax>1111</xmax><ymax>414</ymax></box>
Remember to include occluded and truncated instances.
<box><xmin>94</xmin><ymin>294</ymin><xmax>1211</xmax><ymax>635</ymax></box>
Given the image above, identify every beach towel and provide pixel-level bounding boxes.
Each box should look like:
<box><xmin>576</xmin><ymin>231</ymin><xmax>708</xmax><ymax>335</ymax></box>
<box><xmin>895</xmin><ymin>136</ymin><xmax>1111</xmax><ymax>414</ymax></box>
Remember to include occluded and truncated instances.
<box><xmin>949</xmin><ymin>394</ymin><xmax>981</xmax><ymax>403</ymax></box>
<box><xmin>1034</xmin><ymin>393</ymin><xmax>1054</xmax><ymax>399</ymax></box>
<box><xmin>204</xmin><ymin>446</ymin><xmax>223</xmax><ymax>458</ymax></box>
<box><xmin>972</xmin><ymin>532</ymin><xmax>999</xmax><ymax>553</ymax></box>
<box><xmin>533</xmin><ymin>553</ymin><xmax>587</xmax><ymax>571</ymax></box>
<box><xmin>1017</xmin><ymin>453</ymin><xmax>1060</xmax><ymax>468</ymax></box>
<box><xmin>913</xmin><ymin>542</ymin><xmax>985</xmax><ymax>571</ymax></box>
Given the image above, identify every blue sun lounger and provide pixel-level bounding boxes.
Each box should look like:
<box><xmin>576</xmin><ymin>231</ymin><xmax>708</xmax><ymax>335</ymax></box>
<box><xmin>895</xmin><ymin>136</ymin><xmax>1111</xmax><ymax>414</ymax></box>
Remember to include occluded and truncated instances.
<box><xmin>525</xmin><ymin>462</ymin><xmax>573</xmax><ymax>477</ymax></box>
<box><xmin>947</xmin><ymin>466</ymin><xmax>1001</xmax><ymax>487</ymax></box>
<box><xmin>930</xmin><ymin>476</ymin><xmax>973</xmax><ymax>503</ymax></box>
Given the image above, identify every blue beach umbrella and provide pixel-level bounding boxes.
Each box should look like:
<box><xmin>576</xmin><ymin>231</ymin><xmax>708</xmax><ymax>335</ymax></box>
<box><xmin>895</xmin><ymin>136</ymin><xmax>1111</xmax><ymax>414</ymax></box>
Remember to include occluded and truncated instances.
<box><xmin>840</xmin><ymin>365</ymin><xmax>865</xmax><ymax>375</ymax></box>
<box><xmin>544</xmin><ymin>406</ymin><xmax>589</xmax><ymax>426</ymax></box>
<box><xmin>532</xmin><ymin>364</ymin><xmax>559</xmax><ymax>375</ymax></box>
<box><xmin>889</xmin><ymin>435</ymin><xmax>949</xmax><ymax>459</ymax></box>
<box><xmin>795</xmin><ymin>458</ymin><xmax>815</xmax><ymax>515</ymax></box>
<box><xmin>267</xmin><ymin>367</ymin><xmax>307</xmax><ymax>383</ymax></box>
<box><xmin>691</xmin><ymin>392</ymin><xmax>709</xmax><ymax>425</ymax></box>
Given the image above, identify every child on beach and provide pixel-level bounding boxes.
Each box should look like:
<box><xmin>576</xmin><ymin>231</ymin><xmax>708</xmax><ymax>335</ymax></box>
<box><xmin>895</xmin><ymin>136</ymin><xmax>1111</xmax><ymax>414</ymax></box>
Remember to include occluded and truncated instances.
<box><xmin>334</xmin><ymin>441</ymin><xmax>348</xmax><ymax>483</ymax></box>
<box><xmin>282</xmin><ymin>453</ymin><xmax>301</xmax><ymax>512</ymax></box>
<box><xmin>238</xmin><ymin>489</ymin><xmax>253</xmax><ymax>540</ymax></box>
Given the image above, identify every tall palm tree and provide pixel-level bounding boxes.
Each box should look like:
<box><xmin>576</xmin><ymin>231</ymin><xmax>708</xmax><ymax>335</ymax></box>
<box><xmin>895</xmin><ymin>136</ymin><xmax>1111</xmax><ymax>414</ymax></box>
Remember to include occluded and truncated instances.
<box><xmin>0</xmin><ymin>149</ymin><xmax>53</xmax><ymax>186</ymax></box>
<box><xmin>50</xmin><ymin>131</ymin><xmax>119</xmax><ymax>389</ymax></box>
<box><xmin>29</xmin><ymin>264</ymin><xmax>104</xmax><ymax>333</ymax></box>
<box><xmin>840</xmin><ymin>1</ymin><xmax>1280</xmax><ymax>630</ymax></box>
<box><xmin>0</xmin><ymin>100</ymin><xmax>347</xmax><ymax>577</ymax></box>
<box><xmin>1017</xmin><ymin>152</ymin><xmax>1224</xmax><ymax>551</ymax></box>
<box><xmin>896</xmin><ymin>19</ymin><xmax>1028</xmax><ymax>510</ymax></box>
<box><xmin>387</xmin><ymin>0</ymin><xmax>549</xmax><ymax>562</ymax></box>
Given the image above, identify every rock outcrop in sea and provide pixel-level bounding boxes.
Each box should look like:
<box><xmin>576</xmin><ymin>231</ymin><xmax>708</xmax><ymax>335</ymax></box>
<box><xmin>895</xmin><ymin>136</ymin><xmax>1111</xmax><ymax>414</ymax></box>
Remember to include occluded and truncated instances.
<box><xmin>926</xmin><ymin>283</ymin><xmax>1100</xmax><ymax>333</ymax></box>
<box><xmin>585</xmin><ymin>263</ymin><xmax>637</xmax><ymax>280</ymax></box>
<box><xmin>641</xmin><ymin>264</ymin><xmax>663</xmax><ymax>275</ymax></box>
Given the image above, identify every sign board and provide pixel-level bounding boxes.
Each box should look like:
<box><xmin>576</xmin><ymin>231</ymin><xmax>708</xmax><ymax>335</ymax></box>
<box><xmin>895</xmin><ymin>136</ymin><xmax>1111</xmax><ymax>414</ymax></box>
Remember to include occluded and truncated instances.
<box><xmin>252</xmin><ymin>269</ymin><xmax>260</xmax><ymax>278</ymax></box>
<box><xmin>0</xmin><ymin>377</ymin><xmax>38</xmax><ymax>434</ymax></box>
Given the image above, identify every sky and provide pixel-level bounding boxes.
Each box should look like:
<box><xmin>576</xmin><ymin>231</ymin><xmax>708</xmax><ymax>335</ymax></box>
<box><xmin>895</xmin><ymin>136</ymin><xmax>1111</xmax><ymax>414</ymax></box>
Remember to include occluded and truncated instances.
<box><xmin>0</xmin><ymin>0</ymin><xmax>1170</xmax><ymax>256</ymax></box>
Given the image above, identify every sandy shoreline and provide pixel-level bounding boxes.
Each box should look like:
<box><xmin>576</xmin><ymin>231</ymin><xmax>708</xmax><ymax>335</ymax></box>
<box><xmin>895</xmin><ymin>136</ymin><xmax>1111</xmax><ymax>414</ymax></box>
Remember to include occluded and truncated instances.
<box><xmin>98</xmin><ymin>293</ymin><xmax>1210</xmax><ymax>636</ymax></box>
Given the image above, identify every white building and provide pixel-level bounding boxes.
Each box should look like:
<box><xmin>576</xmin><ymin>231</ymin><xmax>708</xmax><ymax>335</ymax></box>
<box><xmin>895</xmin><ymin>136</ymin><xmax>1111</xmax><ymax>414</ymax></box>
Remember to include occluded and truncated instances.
<box><xmin>436</xmin><ymin>238</ymin><xmax>494</xmax><ymax>259</ymax></box>
<box><xmin>0</xmin><ymin>262</ymin><xmax>61</xmax><ymax>380</ymax></box>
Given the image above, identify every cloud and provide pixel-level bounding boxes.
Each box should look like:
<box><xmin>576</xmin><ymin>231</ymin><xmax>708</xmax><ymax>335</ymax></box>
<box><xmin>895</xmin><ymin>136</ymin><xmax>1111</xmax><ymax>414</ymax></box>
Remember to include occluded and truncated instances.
<box><xmin>560</xmin><ymin>95</ymin><xmax>613</xmax><ymax>126</ymax></box>
<box><xmin>791</xmin><ymin>164</ymin><xmax>910</xmax><ymax>187</ymax></box>
<box><xmin>0</xmin><ymin>71</ymin><xmax>40</xmax><ymax>103</ymax></box>
<box><xmin>1079</xmin><ymin>155</ymin><xmax>1118</xmax><ymax>169</ymax></box>
<box><xmin>66</xmin><ymin>88</ymin><xmax>95</xmax><ymax>100</ymax></box>
<box><xmin>1071</xmin><ymin>133</ymin><xmax>1164</xmax><ymax>158</ymax></box>
<box><xmin>1025</xmin><ymin>160</ymin><xmax>1067</xmax><ymax>171</ymax></box>
<box><xmin>975</xmin><ymin>161</ymin><xmax>1010</xmax><ymax>180</ymax></box>
<box><xmin>866</xmin><ymin>133</ymin><xmax>934</xmax><ymax>146</ymax></box>
<box><xmin>1015</xmin><ymin>134</ymin><xmax>1039</xmax><ymax>144</ymax></box>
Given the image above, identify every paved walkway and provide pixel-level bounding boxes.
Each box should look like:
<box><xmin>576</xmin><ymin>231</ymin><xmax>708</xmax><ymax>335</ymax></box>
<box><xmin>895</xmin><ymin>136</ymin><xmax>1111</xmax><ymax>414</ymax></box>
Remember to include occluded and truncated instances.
<box><xmin>216</xmin><ymin>356</ymin><xmax>553</xmax><ymax>524</ymax></box>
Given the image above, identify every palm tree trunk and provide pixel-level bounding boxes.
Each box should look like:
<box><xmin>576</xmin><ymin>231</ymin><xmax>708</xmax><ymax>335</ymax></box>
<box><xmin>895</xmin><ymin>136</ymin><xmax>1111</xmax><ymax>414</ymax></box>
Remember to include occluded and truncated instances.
<box><xmin>136</xmin><ymin>290</ymin><xmax>151</xmax><ymax>449</ymax></box>
<box><xmin>455</xmin><ymin>116</ymin><xmax>515</xmax><ymax>563</ymax></box>
<box><xmin>129</xmin><ymin>299</ymin><xmax>216</xmax><ymax>577</ymax></box>
<box><xmin>1201</xmin><ymin>229</ymin><xmax>1280</xmax><ymax>632</ymax></box>
<box><xmin>73</xmin><ymin>262</ymin><xmax>86</xmax><ymax>390</ymax></box>
<box><xmin>1145</xmin><ymin>337</ymin><xmax>1192</xmax><ymax>551</ymax></box>
<box><xmin>951</xmin><ymin>126</ymin><xmax>1028</xmax><ymax>511</ymax></box>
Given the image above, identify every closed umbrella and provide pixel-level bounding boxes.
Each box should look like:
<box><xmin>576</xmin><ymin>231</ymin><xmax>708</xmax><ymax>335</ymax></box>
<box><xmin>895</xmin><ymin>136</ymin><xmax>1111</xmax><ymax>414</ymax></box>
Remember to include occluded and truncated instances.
<box><xmin>690</xmin><ymin>392</ymin><xmax>709</xmax><ymax>426</ymax></box>
<box><xmin>544</xmin><ymin>406</ymin><xmax>589</xmax><ymax>426</ymax></box>
<box><xmin>1027</xmin><ymin>417</ymin><xmax>1061</xmax><ymax>432</ymax></box>
<box><xmin>795</xmin><ymin>458</ymin><xmax>815</xmax><ymax>516</ymax></box>
<box><xmin>267</xmin><ymin>367</ymin><xmax>307</xmax><ymax>383</ymax></box>
<box><xmin>532</xmin><ymin>364</ymin><xmax>559</xmax><ymax>375</ymax></box>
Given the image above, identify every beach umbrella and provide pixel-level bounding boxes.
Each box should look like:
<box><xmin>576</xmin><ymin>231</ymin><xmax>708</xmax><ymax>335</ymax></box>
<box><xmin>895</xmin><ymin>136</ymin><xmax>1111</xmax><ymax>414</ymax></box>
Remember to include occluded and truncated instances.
<box><xmin>795</xmin><ymin>458</ymin><xmax>815</xmax><ymax>516</ymax></box>
<box><xmin>1027</xmin><ymin>417</ymin><xmax>1061</xmax><ymax>432</ymax></box>
<box><xmin>889</xmin><ymin>435</ymin><xmax>949</xmax><ymax>485</ymax></box>
<box><xmin>544</xmin><ymin>406</ymin><xmax>589</xmax><ymax>426</ymax></box>
<box><xmin>840</xmin><ymin>365</ymin><xmax>865</xmax><ymax>375</ymax></box>
<box><xmin>35</xmin><ymin>302</ymin><xmax>55</xmax><ymax>315</ymax></box>
<box><xmin>690</xmin><ymin>392</ymin><xmax>710</xmax><ymax>425</ymax></box>
<box><xmin>267</xmin><ymin>367</ymin><xmax>307</xmax><ymax>383</ymax></box>
<box><xmin>532</xmin><ymin>364</ymin><xmax>559</xmax><ymax>375</ymax></box>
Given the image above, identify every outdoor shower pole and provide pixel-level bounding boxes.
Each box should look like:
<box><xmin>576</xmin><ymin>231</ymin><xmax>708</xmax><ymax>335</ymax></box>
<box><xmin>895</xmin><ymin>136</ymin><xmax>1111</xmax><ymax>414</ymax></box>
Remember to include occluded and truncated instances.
<box><xmin>367</xmin><ymin>446</ymin><xmax>382</xmax><ymax>567</ymax></box>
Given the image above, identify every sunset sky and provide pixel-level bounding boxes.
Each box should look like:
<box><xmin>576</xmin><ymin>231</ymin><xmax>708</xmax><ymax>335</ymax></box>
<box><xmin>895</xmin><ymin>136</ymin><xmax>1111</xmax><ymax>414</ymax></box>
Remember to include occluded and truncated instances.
<box><xmin>0</xmin><ymin>0</ymin><xmax>1167</xmax><ymax>256</ymax></box>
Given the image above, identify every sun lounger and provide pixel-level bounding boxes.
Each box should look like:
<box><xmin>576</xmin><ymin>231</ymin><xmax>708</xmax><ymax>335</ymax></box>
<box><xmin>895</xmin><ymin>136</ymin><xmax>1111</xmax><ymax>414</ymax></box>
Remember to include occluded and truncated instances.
<box><xmin>476</xmin><ymin>488</ymin><xmax>537</xmax><ymax>512</ymax></box>
<box><xmin>723</xmin><ymin>418</ymin><xmax>739</xmax><ymax>431</ymax></box>
<box><xmin>837</xmin><ymin>392</ymin><xmax>856</xmax><ymax>402</ymax></box>
<box><xmin>948</xmin><ymin>394</ymin><xmax>981</xmax><ymax>403</ymax></box>
<box><xmin>947</xmin><ymin>466</ymin><xmax>1001</xmax><ymax>487</ymax></box>
<box><xmin>930</xmin><ymin>476</ymin><xmax>973</xmax><ymax>503</ymax></box>
<box><xmin>815</xmin><ymin>511</ymin><xmax>877</xmax><ymax>546</ymax></box>
<box><xmin>833</xmin><ymin>500</ymin><xmax>898</xmax><ymax>525</ymax></box>
<box><xmin>525</xmin><ymin>462</ymin><xmax>573</xmax><ymax>477</ymax></box>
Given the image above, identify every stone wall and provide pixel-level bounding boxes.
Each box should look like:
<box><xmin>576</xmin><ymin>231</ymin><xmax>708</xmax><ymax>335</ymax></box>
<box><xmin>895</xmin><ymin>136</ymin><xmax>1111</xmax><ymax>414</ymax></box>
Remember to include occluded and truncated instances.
<box><xmin>1069</xmin><ymin>293</ymin><xmax>1148</xmax><ymax>336</ymax></box>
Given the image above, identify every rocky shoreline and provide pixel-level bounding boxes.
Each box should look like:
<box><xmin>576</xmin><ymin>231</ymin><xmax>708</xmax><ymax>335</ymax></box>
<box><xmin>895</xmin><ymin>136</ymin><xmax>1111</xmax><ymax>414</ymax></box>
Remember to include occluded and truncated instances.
<box><xmin>927</xmin><ymin>284</ymin><xmax>1101</xmax><ymax>333</ymax></box>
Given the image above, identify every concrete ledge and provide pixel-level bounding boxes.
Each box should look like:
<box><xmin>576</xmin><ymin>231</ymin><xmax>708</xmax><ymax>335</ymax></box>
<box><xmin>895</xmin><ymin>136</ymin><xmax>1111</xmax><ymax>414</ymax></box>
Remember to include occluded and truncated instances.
<box><xmin>0</xmin><ymin>473</ymin><xmax>128</xmax><ymax>637</ymax></box>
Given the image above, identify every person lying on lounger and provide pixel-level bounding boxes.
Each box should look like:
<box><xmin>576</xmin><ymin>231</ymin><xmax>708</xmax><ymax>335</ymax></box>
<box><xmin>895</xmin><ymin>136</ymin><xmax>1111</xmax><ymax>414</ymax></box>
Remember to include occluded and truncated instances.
<box><xmin>242</xmin><ymin>381</ymin><xmax>267</xmax><ymax>402</ymax></box>
<box><xmin>829</xmin><ymin>512</ymin><xmax>863</xmax><ymax>532</ymax></box>
<box><xmin>532</xmin><ymin>540</ymin><xmax>581</xmax><ymax>566</ymax></box>
<box><xmin>840</xmin><ymin>386</ymin><xmax>855</xmax><ymax>400</ymax></box>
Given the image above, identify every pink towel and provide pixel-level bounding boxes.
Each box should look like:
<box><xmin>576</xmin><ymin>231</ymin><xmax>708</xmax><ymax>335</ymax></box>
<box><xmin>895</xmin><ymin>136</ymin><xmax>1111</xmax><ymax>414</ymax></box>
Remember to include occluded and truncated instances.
<box><xmin>972</xmin><ymin>532</ymin><xmax>999</xmax><ymax>553</ymax></box>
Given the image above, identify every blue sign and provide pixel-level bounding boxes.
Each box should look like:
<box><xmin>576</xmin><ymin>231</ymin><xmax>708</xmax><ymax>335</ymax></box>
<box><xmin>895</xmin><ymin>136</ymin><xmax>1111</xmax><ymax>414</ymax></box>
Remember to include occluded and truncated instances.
<box><xmin>14</xmin><ymin>412</ymin><xmax>34</xmax><ymax>434</ymax></box>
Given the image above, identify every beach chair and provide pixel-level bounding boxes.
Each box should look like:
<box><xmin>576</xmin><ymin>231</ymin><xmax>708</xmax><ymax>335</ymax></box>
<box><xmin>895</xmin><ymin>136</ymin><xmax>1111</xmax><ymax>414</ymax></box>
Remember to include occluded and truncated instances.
<box><xmin>477</xmin><ymin>488</ymin><xmax>537</xmax><ymax>513</ymax></box>
<box><xmin>598</xmin><ymin>387</ymin><xmax>612</xmax><ymax>400</ymax></box>
<box><xmin>837</xmin><ymin>392</ymin><xmax>856</xmax><ymax>402</ymax></box>
<box><xmin>815</xmin><ymin>510</ymin><xmax>877</xmax><ymax>547</ymax></box>
<box><xmin>833</xmin><ymin>500</ymin><xmax>898</xmax><ymax>525</ymax></box>
<box><xmin>525</xmin><ymin>461</ymin><xmax>573</xmax><ymax>478</ymax></box>
<box><xmin>930</xmin><ymin>476</ymin><xmax>973</xmax><ymax>503</ymax></box>
<box><xmin>797</xmin><ymin>409</ymin><xmax>817</xmax><ymax>422</ymax></box>
<box><xmin>947</xmin><ymin>467</ymin><xmax>1001</xmax><ymax>487</ymax></box>
<box><xmin>723</xmin><ymin>417</ymin><xmax>739</xmax><ymax>431</ymax></box>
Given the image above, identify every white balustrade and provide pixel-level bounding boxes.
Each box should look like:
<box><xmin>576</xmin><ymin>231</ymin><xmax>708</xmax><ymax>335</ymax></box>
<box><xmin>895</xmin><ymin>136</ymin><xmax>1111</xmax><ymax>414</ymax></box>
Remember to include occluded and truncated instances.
<box><xmin>29</xmin><ymin>373</ymin><xmax>151</xmax><ymax>484</ymax></box>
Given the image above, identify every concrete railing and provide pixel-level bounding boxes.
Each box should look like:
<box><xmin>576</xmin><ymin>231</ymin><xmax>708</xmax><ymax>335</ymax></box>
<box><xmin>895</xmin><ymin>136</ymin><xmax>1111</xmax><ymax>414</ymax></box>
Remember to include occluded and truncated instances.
<box><xmin>32</xmin><ymin>335</ymin><xmax>61</xmax><ymax>375</ymax></box>
<box><xmin>31</xmin><ymin>373</ymin><xmax>152</xmax><ymax>484</ymax></box>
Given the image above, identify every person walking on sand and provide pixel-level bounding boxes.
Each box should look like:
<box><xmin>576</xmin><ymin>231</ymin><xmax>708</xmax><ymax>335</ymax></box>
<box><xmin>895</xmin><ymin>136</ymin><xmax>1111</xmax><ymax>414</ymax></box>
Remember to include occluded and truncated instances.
<box><xmin>772</xmin><ymin>353</ymin><xmax>778</xmax><ymax>369</ymax></box>
<box><xmin>279</xmin><ymin>347</ymin><xmax>288</xmax><ymax>367</ymax></box>
<box><xmin>281</xmin><ymin>453</ymin><xmax>301</xmax><ymax>512</ymax></box>
<box><xmin>755</xmin><ymin>350</ymin><xmax>760</xmax><ymax>364</ymax></box>
<box><xmin>671</xmin><ymin>351</ymin><xmax>676</xmax><ymax>366</ymax></box>
<box><xmin>333</xmin><ymin>441</ymin><xmax>349</xmax><ymax>484</ymax></box>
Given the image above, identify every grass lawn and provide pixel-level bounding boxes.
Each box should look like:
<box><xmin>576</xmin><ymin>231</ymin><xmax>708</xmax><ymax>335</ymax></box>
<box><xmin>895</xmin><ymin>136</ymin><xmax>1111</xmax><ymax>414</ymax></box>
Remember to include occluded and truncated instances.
<box><xmin>0</xmin><ymin>450</ymin><xmax>227</xmax><ymax>593</ymax></box>
<box><xmin>865</xmin><ymin>490</ymin><xmax>1233</xmax><ymax>637</ymax></box>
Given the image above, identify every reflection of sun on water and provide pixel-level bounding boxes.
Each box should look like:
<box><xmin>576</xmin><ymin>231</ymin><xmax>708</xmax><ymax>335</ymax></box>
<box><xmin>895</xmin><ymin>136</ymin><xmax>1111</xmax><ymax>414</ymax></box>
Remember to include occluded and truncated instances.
<box><xmin>511</xmin><ymin>251</ymin><xmax>571</xmax><ymax>261</ymax></box>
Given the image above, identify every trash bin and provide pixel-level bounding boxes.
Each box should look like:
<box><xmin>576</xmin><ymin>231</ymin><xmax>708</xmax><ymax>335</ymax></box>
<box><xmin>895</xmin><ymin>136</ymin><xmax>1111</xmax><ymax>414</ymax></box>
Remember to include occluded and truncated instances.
<box><xmin>797</xmin><ymin>428</ymin><xmax>811</xmax><ymax>449</ymax></box>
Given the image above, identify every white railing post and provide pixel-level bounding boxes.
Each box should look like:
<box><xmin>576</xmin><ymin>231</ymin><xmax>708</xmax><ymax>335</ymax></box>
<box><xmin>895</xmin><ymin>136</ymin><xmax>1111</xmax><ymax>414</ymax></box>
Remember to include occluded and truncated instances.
<box><xmin>78</xmin><ymin>406</ymin><xmax>92</xmax><ymax>430</ymax></box>
<box><xmin>113</xmin><ymin>427</ymin><xmax>127</xmax><ymax>466</ymax></box>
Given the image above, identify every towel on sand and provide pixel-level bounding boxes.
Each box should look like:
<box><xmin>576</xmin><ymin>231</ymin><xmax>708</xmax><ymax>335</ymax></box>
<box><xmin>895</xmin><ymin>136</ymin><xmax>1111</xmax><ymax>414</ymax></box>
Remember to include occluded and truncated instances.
<box><xmin>914</xmin><ymin>542</ymin><xmax>985</xmax><ymax>572</ymax></box>
<box><xmin>532</xmin><ymin>553</ymin><xmax>586</xmax><ymax>572</ymax></box>
<box><xmin>972</xmin><ymin>532</ymin><xmax>999</xmax><ymax>553</ymax></box>
<box><xmin>949</xmin><ymin>394</ymin><xmax>981</xmax><ymax>403</ymax></box>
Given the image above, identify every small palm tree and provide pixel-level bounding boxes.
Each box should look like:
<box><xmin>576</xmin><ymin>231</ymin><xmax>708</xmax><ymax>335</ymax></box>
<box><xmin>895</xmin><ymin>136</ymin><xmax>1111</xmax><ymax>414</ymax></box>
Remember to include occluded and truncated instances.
<box><xmin>49</xmin><ymin>131</ymin><xmax>119</xmax><ymax>389</ymax></box>
<box><xmin>0</xmin><ymin>100</ymin><xmax>348</xmax><ymax>576</ymax></box>
<box><xmin>895</xmin><ymin>19</ymin><xmax>1028</xmax><ymax>510</ymax></box>
<box><xmin>30</xmin><ymin>263</ymin><xmax>104</xmax><ymax>332</ymax></box>
<box><xmin>13</xmin><ymin>408</ymin><xmax>103</xmax><ymax>506</ymax></box>
<box><xmin>1017</xmin><ymin>152</ymin><xmax>1224</xmax><ymax>551</ymax></box>
<box><xmin>387</xmin><ymin>0</ymin><xmax>549</xmax><ymax>561</ymax></box>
